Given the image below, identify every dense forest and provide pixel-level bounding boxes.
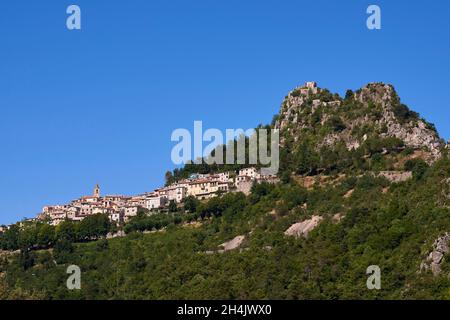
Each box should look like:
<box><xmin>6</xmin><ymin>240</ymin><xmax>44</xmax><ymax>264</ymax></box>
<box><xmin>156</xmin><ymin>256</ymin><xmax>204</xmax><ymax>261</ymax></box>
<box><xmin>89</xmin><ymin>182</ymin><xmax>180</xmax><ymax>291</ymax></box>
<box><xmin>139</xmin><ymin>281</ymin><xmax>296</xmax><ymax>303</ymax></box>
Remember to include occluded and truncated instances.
<box><xmin>1</xmin><ymin>83</ymin><xmax>450</xmax><ymax>300</ymax></box>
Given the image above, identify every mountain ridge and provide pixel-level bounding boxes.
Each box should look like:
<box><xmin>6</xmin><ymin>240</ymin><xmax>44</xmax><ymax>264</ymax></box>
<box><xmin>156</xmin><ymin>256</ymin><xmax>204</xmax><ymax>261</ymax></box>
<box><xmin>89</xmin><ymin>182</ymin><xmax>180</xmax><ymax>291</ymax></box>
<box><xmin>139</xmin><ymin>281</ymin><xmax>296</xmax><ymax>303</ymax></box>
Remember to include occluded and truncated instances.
<box><xmin>272</xmin><ymin>82</ymin><xmax>448</xmax><ymax>182</ymax></box>
<box><xmin>276</xmin><ymin>81</ymin><xmax>444</xmax><ymax>160</ymax></box>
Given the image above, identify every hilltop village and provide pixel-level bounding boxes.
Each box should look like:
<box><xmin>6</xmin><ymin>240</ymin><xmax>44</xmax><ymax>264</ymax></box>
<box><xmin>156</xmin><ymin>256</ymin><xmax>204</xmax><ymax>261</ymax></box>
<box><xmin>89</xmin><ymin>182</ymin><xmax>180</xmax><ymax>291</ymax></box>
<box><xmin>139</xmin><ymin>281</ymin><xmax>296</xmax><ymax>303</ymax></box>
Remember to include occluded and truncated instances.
<box><xmin>38</xmin><ymin>167</ymin><xmax>278</xmax><ymax>226</ymax></box>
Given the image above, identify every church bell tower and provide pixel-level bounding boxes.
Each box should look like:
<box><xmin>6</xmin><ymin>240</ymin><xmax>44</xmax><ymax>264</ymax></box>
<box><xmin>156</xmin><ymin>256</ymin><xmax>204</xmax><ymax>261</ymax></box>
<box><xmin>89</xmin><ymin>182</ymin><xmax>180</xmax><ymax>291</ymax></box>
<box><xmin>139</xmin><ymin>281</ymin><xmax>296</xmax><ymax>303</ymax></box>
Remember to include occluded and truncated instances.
<box><xmin>94</xmin><ymin>184</ymin><xmax>100</xmax><ymax>198</ymax></box>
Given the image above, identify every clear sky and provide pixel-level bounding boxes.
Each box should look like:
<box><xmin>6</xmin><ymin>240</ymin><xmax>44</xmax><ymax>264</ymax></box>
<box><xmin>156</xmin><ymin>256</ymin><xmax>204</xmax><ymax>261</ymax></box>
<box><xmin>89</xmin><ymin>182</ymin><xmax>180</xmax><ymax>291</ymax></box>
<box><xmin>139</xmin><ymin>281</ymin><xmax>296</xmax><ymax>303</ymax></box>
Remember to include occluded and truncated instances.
<box><xmin>0</xmin><ymin>0</ymin><xmax>449</xmax><ymax>224</ymax></box>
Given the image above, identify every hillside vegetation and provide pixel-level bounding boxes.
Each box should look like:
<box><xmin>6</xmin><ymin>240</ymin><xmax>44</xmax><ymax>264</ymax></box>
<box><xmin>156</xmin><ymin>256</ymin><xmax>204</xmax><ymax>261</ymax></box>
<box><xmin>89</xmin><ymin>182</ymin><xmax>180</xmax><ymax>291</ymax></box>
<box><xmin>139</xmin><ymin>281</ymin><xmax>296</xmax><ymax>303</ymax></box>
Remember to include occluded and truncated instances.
<box><xmin>1</xmin><ymin>82</ymin><xmax>450</xmax><ymax>300</ymax></box>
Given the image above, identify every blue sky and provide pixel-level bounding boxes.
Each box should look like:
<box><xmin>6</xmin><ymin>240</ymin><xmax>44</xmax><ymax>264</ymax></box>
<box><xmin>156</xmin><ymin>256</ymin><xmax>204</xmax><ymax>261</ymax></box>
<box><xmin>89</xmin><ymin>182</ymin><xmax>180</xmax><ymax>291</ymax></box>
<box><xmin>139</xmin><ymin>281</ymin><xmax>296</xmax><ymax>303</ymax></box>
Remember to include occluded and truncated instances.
<box><xmin>0</xmin><ymin>0</ymin><xmax>449</xmax><ymax>224</ymax></box>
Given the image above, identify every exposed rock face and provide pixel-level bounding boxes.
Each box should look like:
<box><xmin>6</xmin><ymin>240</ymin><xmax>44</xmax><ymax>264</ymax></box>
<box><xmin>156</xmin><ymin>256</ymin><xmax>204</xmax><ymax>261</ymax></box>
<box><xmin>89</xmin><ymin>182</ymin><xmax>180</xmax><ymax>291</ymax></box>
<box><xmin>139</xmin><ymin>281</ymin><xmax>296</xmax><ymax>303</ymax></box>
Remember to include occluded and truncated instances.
<box><xmin>284</xmin><ymin>215</ymin><xmax>323</xmax><ymax>238</ymax></box>
<box><xmin>220</xmin><ymin>235</ymin><xmax>245</xmax><ymax>251</ymax></box>
<box><xmin>375</xmin><ymin>171</ymin><xmax>412</xmax><ymax>183</ymax></box>
<box><xmin>358</xmin><ymin>84</ymin><xmax>443</xmax><ymax>161</ymax></box>
<box><xmin>444</xmin><ymin>179</ymin><xmax>450</xmax><ymax>199</ymax></box>
<box><xmin>293</xmin><ymin>175</ymin><xmax>345</xmax><ymax>190</ymax></box>
<box><xmin>332</xmin><ymin>213</ymin><xmax>343</xmax><ymax>223</ymax></box>
<box><xmin>106</xmin><ymin>230</ymin><xmax>125</xmax><ymax>239</ymax></box>
<box><xmin>275</xmin><ymin>82</ymin><xmax>444</xmax><ymax>162</ymax></box>
<box><xmin>441</xmin><ymin>178</ymin><xmax>450</xmax><ymax>208</ymax></box>
<box><xmin>420</xmin><ymin>233</ymin><xmax>450</xmax><ymax>276</ymax></box>
<box><xmin>354</xmin><ymin>83</ymin><xmax>395</xmax><ymax>107</ymax></box>
<box><xmin>343</xmin><ymin>189</ymin><xmax>354</xmax><ymax>199</ymax></box>
<box><xmin>276</xmin><ymin>82</ymin><xmax>338</xmax><ymax>132</ymax></box>
<box><xmin>383</xmin><ymin>120</ymin><xmax>442</xmax><ymax>160</ymax></box>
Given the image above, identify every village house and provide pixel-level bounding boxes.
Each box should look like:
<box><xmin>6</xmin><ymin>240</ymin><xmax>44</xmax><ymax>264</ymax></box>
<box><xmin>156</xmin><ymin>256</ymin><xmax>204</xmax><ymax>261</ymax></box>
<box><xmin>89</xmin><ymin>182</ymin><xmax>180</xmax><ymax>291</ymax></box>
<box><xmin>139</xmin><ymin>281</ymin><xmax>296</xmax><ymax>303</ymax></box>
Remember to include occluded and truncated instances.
<box><xmin>217</xmin><ymin>172</ymin><xmax>233</xmax><ymax>183</ymax></box>
<box><xmin>186</xmin><ymin>178</ymin><xmax>230</xmax><ymax>200</ymax></box>
<box><xmin>48</xmin><ymin>211</ymin><xmax>68</xmax><ymax>226</ymax></box>
<box><xmin>129</xmin><ymin>195</ymin><xmax>147</xmax><ymax>207</ymax></box>
<box><xmin>145</xmin><ymin>195</ymin><xmax>168</xmax><ymax>210</ymax></box>
<box><xmin>163</xmin><ymin>184</ymin><xmax>187</xmax><ymax>203</ymax></box>
<box><xmin>239</xmin><ymin>167</ymin><xmax>259</xmax><ymax>179</ymax></box>
<box><xmin>123</xmin><ymin>206</ymin><xmax>140</xmax><ymax>221</ymax></box>
<box><xmin>66</xmin><ymin>206</ymin><xmax>81</xmax><ymax>221</ymax></box>
<box><xmin>109</xmin><ymin>211</ymin><xmax>124</xmax><ymax>224</ymax></box>
<box><xmin>235</xmin><ymin>167</ymin><xmax>279</xmax><ymax>195</ymax></box>
<box><xmin>102</xmin><ymin>195</ymin><xmax>131</xmax><ymax>208</ymax></box>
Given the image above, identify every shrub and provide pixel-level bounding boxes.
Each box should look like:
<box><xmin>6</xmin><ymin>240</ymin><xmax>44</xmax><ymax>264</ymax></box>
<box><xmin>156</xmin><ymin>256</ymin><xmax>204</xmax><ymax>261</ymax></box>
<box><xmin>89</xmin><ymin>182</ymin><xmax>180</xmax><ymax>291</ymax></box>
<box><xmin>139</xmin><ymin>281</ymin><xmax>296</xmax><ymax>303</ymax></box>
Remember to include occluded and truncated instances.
<box><xmin>404</xmin><ymin>158</ymin><xmax>429</xmax><ymax>180</ymax></box>
<box><xmin>327</xmin><ymin>116</ymin><xmax>346</xmax><ymax>132</ymax></box>
<box><xmin>393</xmin><ymin>103</ymin><xmax>419</xmax><ymax>123</ymax></box>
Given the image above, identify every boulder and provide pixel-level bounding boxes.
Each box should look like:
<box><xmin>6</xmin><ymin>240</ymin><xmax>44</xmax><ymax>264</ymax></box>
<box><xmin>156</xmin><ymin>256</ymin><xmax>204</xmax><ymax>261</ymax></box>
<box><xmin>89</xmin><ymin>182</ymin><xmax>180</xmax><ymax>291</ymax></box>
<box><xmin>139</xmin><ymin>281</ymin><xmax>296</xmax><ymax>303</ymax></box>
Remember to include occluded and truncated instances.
<box><xmin>220</xmin><ymin>235</ymin><xmax>245</xmax><ymax>251</ymax></box>
<box><xmin>421</xmin><ymin>233</ymin><xmax>450</xmax><ymax>276</ymax></box>
<box><xmin>284</xmin><ymin>215</ymin><xmax>323</xmax><ymax>238</ymax></box>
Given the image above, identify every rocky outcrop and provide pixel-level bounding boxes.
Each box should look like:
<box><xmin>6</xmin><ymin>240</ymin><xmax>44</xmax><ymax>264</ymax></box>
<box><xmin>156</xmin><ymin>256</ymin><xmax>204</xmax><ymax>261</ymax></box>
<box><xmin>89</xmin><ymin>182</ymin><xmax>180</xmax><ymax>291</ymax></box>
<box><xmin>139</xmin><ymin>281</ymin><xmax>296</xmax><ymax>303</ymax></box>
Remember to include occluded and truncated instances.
<box><xmin>383</xmin><ymin>120</ymin><xmax>442</xmax><ymax>160</ymax></box>
<box><xmin>375</xmin><ymin>171</ymin><xmax>412</xmax><ymax>183</ymax></box>
<box><xmin>354</xmin><ymin>83</ymin><xmax>396</xmax><ymax>107</ymax></box>
<box><xmin>343</xmin><ymin>189</ymin><xmax>354</xmax><ymax>199</ymax></box>
<box><xmin>443</xmin><ymin>179</ymin><xmax>450</xmax><ymax>199</ymax></box>
<box><xmin>202</xmin><ymin>235</ymin><xmax>246</xmax><ymax>255</ymax></box>
<box><xmin>219</xmin><ymin>235</ymin><xmax>245</xmax><ymax>251</ymax></box>
<box><xmin>106</xmin><ymin>230</ymin><xmax>125</xmax><ymax>239</ymax></box>
<box><xmin>332</xmin><ymin>213</ymin><xmax>343</xmax><ymax>223</ymax></box>
<box><xmin>275</xmin><ymin>82</ymin><xmax>444</xmax><ymax>162</ymax></box>
<box><xmin>293</xmin><ymin>175</ymin><xmax>345</xmax><ymax>190</ymax></box>
<box><xmin>420</xmin><ymin>233</ymin><xmax>450</xmax><ymax>276</ymax></box>
<box><xmin>275</xmin><ymin>82</ymin><xmax>321</xmax><ymax>131</ymax></box>
<box><xmin>284</xmin><ymin>215</ymin><xmax>323</xmax><ymax>238</ymax></box>
<box><xmin>355</xmin><ymin>83</ymin><xmax>443</xmax><ymax>160</ymax></box>
<box><xmin>441</xmin><ymin>178</ymin><xmax>450</xmax><ymax>208</ymax></box>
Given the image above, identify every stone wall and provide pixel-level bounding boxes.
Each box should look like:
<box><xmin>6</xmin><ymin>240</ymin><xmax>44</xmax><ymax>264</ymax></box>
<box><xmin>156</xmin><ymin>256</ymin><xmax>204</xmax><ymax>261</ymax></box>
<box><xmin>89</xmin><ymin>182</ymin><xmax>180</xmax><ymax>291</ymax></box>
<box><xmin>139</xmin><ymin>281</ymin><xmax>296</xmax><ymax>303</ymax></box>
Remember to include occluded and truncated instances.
<box><xmin>236</xmin><ymin>181</ymin><xmax>253</xmax><ymax>195</ymax></box>
<box><xmin>376</xmin><ymin>171</ymin><xmax>413</xmax><ymax>183</ymax></box>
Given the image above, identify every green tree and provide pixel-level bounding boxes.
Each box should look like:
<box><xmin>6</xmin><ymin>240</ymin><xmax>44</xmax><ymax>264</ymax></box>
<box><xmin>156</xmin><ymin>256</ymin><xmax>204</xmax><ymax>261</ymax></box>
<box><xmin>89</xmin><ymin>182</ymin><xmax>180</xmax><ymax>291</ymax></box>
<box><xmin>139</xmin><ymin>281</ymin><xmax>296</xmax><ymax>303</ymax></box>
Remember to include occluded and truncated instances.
<box><xmin>327</xmin><ymin>116</ymin><xmax>346</xmax><ymax>132</ymax></box>
<box><xmin>345</xmin><ymin>89</ymin><xmax>354</xmax><ymax>100</ymax></box>
<box><xmin>53</xmin><ymin>238</ymin><xmax>74</xmax><ymax>264</ymax></box>
<box><xmin>36</xmin><ymin>223</ymin><xmax>55</xmax><ymax>248</ymax></box>
<box><xmin>168</xmin><ymin>200</ymin><xmax>178</xmax><ymax>213</ymax></box>
<box><xmin>78</xmin><ymin>214</ymin><xmax>112</xmax><ymax>241</ymax></box>
<box><xmin>404</xmin><ymin>158</ymin><xmax>429</xmax><ymax>180</ymax></box>
<box><xmin>18</xmin><ymin>226</ymin><xmax>37</xmax><ymax>251</ymax></box>
<box><xmin>165</xmin><ymin>171</ymin><xmax>173</xmax><ymax>186</ymax></box>
<box><xmin>0</xmin><ymin>225</ymin><xmax>19</xmax><ymax>250</ymax></box>
<box><xmin>184</xmin><ymin>196</ymin><xmax>199</xmax><ymax>213</ymax></box>
<box><xmin>56</xmin><ymin>220</ymin><xmax>77</xmax><ymax>242</ymax></box>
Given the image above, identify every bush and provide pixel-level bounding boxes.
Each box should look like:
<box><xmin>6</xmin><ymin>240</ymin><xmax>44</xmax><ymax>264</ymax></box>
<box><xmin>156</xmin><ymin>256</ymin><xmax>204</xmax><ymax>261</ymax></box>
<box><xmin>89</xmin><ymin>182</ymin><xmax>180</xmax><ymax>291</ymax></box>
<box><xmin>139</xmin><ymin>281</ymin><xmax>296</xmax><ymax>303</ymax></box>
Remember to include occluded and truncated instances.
<box><xmin>53</xmin><ymin>238</ymin><xmax>74</xmax><ymax>264</ymax></box>
<box><xmin>404</xmin><ymin>158</ymin><xmax>429</xmax><ymax>180</ymax></box>
<box><xmin>345</xmin><ymin>90</ymin><xmax>354</xmax><ymax>100</ymax></box>
<box><xmin>393</xmin><ymin>103</ymin><xmax>419</xmax><ymax>123</ymax></box>
<box><xmin>78</xmin><ymin>214</ymin><xmax>112</xmax><ymax>241</ymax></box>
<box><xmin>184</xmin><ymin>196</ymin><xmax>200</xmax><ymax>213</ymax></box>
<box><xmin>168</xmin><ymin>200</ymin><xmax>178</xmax><ymax>213</ymax></box>
<box><xmin>327</xmin><ymin>116</ymin><xmax>346</xmax><ymax>132</ymax></box>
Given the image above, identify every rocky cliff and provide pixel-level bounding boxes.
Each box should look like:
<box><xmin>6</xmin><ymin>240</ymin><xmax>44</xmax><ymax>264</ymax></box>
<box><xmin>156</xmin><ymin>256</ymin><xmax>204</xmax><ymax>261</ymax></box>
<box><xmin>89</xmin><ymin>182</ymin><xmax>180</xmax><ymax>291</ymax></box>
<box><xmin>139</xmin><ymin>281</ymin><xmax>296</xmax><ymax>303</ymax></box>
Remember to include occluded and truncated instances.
<box><xmin>275</xmin><ymin>82</ymin><xmax>444</xmax><ymax>164</ymax></box>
